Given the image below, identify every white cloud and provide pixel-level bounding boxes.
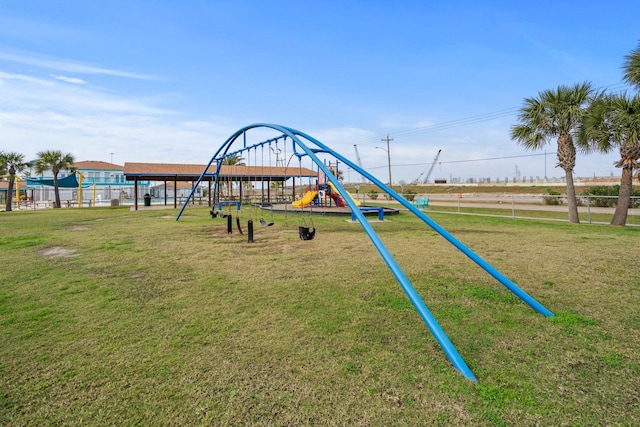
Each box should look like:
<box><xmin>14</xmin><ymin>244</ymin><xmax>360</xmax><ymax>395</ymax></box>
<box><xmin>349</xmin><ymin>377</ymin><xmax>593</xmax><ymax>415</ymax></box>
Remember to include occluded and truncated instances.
<box><xmin>0</xmin><ymin>49</ymin><xmax>156</xmax><ymax>80</ymax></box>
<box><xmin>0</xmin><ymin>67</ymin><xmax>622</xmax><ymax>183</ymax></box>
<box><xmin>0</xmin><ymin>68</ymin><xmax>237</xmax><ymax>164</ymax></box>
<box><xmin>0</xmin><ymin>71</ymin><xmax>168</xmax><ymax>116</ymax></box>
<box><xmin>51</xmin><ymin>74</ymin><xmax>87</xmax><ymax>85</ymax></box>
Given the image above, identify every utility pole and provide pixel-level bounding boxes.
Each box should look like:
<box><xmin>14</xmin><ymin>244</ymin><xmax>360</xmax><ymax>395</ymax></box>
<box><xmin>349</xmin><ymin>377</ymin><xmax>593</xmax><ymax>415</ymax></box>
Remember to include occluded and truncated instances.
<box><xmin>378</xmin><ymin>134</ymin><xmax>393</xmax><ymax>186</ymax></box>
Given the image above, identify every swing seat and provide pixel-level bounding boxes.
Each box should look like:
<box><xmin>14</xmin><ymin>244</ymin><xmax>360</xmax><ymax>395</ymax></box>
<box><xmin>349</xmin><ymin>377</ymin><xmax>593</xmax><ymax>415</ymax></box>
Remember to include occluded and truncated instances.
<box><xmin>260</xmin><ymin>219</ymin><xmax>274</xmax><ymax>227</ymax></box>
<box><xmin>236</xmin><ymin>216</ymin><xmax>244</xmax><ymax>235</ymax></box>
<box><xmin>299</xmin><ymin>226</ymin><xmax>316</xmax><ymax>240</ymax></box>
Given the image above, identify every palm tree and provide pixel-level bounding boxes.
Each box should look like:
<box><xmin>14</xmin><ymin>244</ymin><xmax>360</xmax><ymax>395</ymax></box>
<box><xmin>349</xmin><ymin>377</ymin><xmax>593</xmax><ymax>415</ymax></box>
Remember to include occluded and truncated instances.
<box><xmin>222</xmin><ymin>154</ymin><xmax>245</xmax><ymax>166</ymax></box>
<box><xmin>623</xmin><ymin>41</ymin><xmax>640</xmax><ymax>89</ymax></box>
<box><xmin>510</xmin><ymin>82</ymin><xmax>594</xmax><ymax>223</ymax></box>
<box><xmin>0</xmin><ymin>151</ymin><xmax>7</xmax><ymax>208</ymax></box>
<box><xmin>33</xmin><ymin>150</ymin><xmax>76</xmax><ymax>209</ymax></box>
<box><xmin>579</xmin><ymin>92</ymin><xmax>640</xmax><ymax>226</ymax></box>
<box><xmin>1</xmin><ymin>151</ymin><xmax>30</xmax><ymax>212</ymax></box>
<box><xmin>221</xmin><ymin>154</ymin><xmax>245</xmax><ymax>198</ymax></box>
<box><xmin>0</xmin><ymin>151</ymin><xmax>6</xmax><ymax>176</ymax></box>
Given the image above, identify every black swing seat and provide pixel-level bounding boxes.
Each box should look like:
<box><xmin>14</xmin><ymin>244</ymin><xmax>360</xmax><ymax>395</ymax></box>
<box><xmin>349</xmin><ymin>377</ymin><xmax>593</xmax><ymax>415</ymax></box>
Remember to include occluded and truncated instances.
<box><xmin>299</xmin><ymin>226</ymin><xmax>316</xmax><ymax>240</ymax></box>
<box><xmin>236</xmin><ymin>216</ymin><xmax>244</xmax><ymax>235</ymax></box>
<box><xmin>260</xmin><ymin>219</ymin><xmax>274</xmax><ymax>227</ymax></box>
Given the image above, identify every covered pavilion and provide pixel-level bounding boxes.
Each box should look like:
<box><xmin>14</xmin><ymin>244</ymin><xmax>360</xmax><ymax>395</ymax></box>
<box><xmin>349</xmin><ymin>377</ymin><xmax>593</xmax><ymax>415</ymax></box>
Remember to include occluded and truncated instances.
<box><xmin>123</xmin><ymin>162</ymin><xmax>316</xmax><ymax>210</ymax></box>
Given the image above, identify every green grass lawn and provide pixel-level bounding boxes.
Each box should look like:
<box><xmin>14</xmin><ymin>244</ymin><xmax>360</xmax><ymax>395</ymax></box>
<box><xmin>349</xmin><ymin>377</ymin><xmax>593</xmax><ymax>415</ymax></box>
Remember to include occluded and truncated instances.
<box><xmin>1</xmin><ymin>206</ymin><xmax>639</xmax><ymax>425</ymax></box>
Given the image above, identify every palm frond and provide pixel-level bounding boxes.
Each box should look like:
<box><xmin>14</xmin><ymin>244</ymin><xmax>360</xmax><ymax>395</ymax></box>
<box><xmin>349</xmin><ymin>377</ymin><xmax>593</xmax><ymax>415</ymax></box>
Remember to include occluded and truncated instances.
<box><xmin>623</xmin><ymin>41</ymin><xmax>640</xmax><ymax>89</ymax></box>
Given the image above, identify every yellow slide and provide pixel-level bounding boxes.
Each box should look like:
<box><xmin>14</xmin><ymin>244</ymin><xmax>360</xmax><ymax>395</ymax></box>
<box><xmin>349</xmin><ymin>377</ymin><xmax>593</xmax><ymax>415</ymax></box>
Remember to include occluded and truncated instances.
<box><xmin>292</xmin><ymin>191</ymin><xmax>318</xmax><ymax>208</ymax></box>
<box><xmin>327</xmin><ymin>182</ymin><xmax>361</xmax><ymax>206</ymax></box>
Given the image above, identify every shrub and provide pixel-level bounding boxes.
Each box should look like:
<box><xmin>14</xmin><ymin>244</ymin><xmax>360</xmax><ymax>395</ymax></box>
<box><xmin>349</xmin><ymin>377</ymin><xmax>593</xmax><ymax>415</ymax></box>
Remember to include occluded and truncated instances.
<box><xmin>580</xmin><ymin>185</ymin><xmax>640</xmax><ymax>208</ymax></box>
<box><xmin>580</xmin><ymin>186</ymin><xmax>618</xmax><ymax>207</ymax></box>
<box><xmin>404</xmin><ymin>188</ymin><xmax>416</xmax><ymax>201</ymax></box>
<box><xmin>368</xmin><ymin>190</ymin><xmax>379</xmax><ymax>200</ymax></box>
<box><xmin>543</xmin><ymin>189</ymin><xmax>564</xmax><ymax>205</ymax></box>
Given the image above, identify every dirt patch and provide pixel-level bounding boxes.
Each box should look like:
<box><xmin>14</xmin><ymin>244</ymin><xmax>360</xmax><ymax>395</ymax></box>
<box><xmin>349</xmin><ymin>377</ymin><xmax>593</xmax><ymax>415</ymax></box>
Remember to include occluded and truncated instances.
<box><xmin>68</xmin><ymin>225</ymin><xmax>89</xmax><ymax>231</ymax></box>
<box><xmin>280</xmin><ymin>244</ymin><xmax>297</xmax><ymax>253</ymax></box>
<box><xmin>37</xmin><ymin>246</ymin><xmax>80</xmax><ymax>258</ymax></box>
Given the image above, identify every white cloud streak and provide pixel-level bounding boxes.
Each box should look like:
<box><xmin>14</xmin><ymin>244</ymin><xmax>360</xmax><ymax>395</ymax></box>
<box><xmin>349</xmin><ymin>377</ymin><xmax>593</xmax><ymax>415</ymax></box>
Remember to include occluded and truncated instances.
<box><xmin>0</xmin><ymin>69</ymin><xmax>233</xmax><ymax>164</ymax></box>
<box><xmin>0</xmin><ymin>49</ymin><xmax>156</xmax><ymax>80</ymax></box>
<box><xmin>51</xmin><ymin>74</ymin><xmax>87</xmax><ymax>85</ymax></box>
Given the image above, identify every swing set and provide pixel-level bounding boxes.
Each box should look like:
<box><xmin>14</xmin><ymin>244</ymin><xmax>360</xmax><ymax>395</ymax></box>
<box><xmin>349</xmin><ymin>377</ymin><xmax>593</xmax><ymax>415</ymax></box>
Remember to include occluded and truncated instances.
<box><xmin>193</xmin><ymin>131</ymin><xmax>315</xmax><ymax>242</ymax></box>
<box><xmin>177</xmin><ymin>123</ymin><xmax>555</xmax><ymax>382</ymax></box>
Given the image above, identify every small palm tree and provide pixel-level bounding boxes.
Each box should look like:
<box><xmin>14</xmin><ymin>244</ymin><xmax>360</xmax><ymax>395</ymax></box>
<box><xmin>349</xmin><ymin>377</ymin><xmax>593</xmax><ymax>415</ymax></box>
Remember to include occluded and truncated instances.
<box><xmin>1</xmin><ymin>151</ymin><xmax>30</xmax><ymax>212</ymax></box>
<box><xmin>222</xmin><ymin>154</ymin><xmax>245</xmax><ymax>166</ymax></box>
<box><xmin>623</xmin><ymin>41</ymin><xmax>640</xmax><ymax>90</ymax></box>
<box><xmin>579</xmin><ymin>92</ymin><xmax>640</xmax><ymax>226</ymax></box>
<box><xmin>221</xmin><ymin>155</ymin><xmax>245</xmax><ymax>198</ymax></box>
<box><xmin>0</xmin><ymin>151</ymin><xmax>6</xmax><ymax>176</ymax></box>
<box><xmin>33</xmin><ymin>150</ymin><xmax>76</xmax><ymax>209</ymax></box>
<box><xmin>510</xmin><ymin>82</ymin><xmax>594</xmax><ymax>223</ymax></box>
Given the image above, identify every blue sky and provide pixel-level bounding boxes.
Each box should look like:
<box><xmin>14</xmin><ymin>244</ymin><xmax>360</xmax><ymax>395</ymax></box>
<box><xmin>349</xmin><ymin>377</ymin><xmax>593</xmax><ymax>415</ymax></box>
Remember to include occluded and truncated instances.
<box><xmin>0</xmin><ymin>0</ymin><xmax>638</xmax><ymax>183</ymax></box>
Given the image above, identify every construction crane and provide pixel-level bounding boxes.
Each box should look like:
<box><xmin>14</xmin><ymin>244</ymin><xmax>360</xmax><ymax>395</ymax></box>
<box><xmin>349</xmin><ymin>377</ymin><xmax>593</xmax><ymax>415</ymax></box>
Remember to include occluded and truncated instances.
<box><xmin>353</xmin><ymin>144</ymin><xmax>368</xmax><ymax>183</ymax></box>
<box><xmin>413</xmin><ymin>149</ymin><xmax>442</xmax><ymax>184</ymax></box>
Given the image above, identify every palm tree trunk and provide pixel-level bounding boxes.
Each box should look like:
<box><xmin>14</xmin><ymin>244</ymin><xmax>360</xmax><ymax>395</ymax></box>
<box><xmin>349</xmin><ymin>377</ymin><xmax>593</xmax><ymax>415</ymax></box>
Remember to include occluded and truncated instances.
<box><xmin>564</xmin><ymin>169</ymin><xmax>580</xmax><ymax>223</ymax></box>
<box><xmin>557</xmin><ymin>133</ymin><xmax>580</xmax><ymax>224</ymax></box>
<box><xmin>611</xmin><ymin>167</ymin><xmax>633</xmax><ymax>226</ymax></box>
<box><xmin>6</xmin><ymin>175</ymin><xmax>15</xmax><ymax>212</ymax></box>
<box><xmin>53</xmin><ymin>174</ymin><xmax>61</xmax><ymax>208</ymax></box>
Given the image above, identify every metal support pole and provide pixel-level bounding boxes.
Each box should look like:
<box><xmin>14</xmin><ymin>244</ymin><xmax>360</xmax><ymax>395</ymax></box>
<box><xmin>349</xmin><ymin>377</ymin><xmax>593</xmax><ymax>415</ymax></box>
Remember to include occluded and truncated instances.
<box><xmin>248</xmin><ymin>220</ymin><xmax>254</xmax><ymax>243</ymax></box>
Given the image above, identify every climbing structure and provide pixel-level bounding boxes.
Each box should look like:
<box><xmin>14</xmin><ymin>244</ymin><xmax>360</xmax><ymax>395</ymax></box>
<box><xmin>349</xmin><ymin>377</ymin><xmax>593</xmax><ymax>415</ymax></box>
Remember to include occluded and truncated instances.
<box><xmin>177</xmin><ymin>123</ymin><xmax>554</xmax><ymax>382</ymax></box>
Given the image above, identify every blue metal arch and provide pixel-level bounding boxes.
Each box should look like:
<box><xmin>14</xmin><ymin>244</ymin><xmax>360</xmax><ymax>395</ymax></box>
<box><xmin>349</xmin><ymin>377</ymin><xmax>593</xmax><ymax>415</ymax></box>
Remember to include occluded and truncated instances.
<box><xmin>177</xmin><ymin>124</ymin><xmax>555</xmax><ymax>382</ymax></box>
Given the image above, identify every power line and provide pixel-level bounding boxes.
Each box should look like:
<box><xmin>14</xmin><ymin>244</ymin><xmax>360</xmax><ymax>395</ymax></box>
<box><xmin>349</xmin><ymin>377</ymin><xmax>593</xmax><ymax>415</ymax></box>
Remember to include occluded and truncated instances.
<box><xmin>366</xmin><ymin>152</ymin><xmax>556</xmax><ymax>170</ymax></box>
<box><xmin>357</xmin><ymin>108</ymin><xmax>518</xmax><ymax>145</ymax></box>
<box><xmin>440</xmin><ymin>152</ymin><xmax>556</xmax><ymax>165</ymax></box>
<box><xmin>356</xmin><ymin>80</ymin><xmax>631</xmax><ymax>146</ymax></box>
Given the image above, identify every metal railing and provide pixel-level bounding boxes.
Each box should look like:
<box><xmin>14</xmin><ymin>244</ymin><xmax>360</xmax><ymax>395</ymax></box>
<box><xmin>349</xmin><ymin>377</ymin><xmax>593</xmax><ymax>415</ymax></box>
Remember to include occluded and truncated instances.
<box><xmin>367</xmin><ymin>193</ymin><xmax>640</xmax><ymax>226</ymax></box>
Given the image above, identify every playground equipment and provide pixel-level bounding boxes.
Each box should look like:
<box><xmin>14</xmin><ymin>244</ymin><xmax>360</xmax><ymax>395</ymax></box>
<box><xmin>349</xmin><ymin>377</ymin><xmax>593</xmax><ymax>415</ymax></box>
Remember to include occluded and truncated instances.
<box><xmin>327</xmin><ymin>182</ymin><xmax>361</xmax><ymax>207</ymax></box>
<box><xmin>292</xmin><ymin>182</ymin><xmax>360</xmax><ymax>209</ymax></box>
<box><xmin>26</xmin><ymin>172</ymin><xmax>92</xmax><ymax>208</ymax></box>
<box><xmin>177</xmin><ymin>124</ymin><xmax>554</xmax><ymax>382</ymax></box>
<box><xmin>292</xmin><ymin>190</ymin><xmax>318</xmax><ymax>208</ymax></box>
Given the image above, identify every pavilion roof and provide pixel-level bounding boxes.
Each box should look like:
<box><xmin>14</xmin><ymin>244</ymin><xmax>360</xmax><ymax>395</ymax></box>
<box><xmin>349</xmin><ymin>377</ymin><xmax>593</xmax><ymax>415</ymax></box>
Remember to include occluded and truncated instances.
<box><xmin>124</xmin><ymin>162</ymin><xmax>316</xmax><ymax>182</ymax></box>
<box><xmin>73</xmin><ymin>161</ymin><xmax>123</xmax><ymax>170</ymax></box>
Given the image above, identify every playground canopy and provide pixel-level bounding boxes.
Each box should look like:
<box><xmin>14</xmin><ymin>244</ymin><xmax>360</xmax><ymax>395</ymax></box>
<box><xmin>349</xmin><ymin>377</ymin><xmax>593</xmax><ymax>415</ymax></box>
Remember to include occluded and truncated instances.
<box><xmin>26</xmin><ymin>174</ymin><xmax>87</xmax><ymax>188</ymax></box>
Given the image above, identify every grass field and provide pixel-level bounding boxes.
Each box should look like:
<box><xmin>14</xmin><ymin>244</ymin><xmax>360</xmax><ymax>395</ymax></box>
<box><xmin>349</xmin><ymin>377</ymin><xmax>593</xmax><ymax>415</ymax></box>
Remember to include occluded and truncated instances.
<box><xmin>1</xmin><ymin>206</ymin><xmax>639</xmax><ymax>425</ymax></box>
